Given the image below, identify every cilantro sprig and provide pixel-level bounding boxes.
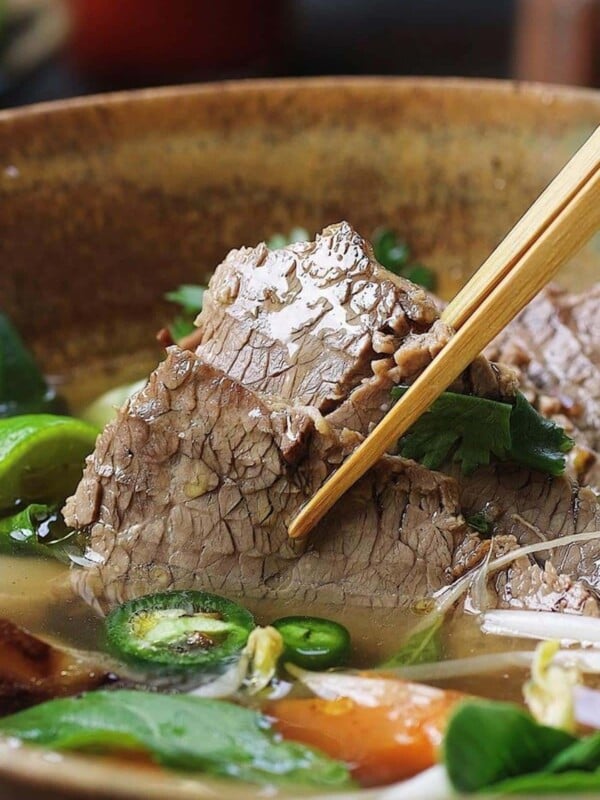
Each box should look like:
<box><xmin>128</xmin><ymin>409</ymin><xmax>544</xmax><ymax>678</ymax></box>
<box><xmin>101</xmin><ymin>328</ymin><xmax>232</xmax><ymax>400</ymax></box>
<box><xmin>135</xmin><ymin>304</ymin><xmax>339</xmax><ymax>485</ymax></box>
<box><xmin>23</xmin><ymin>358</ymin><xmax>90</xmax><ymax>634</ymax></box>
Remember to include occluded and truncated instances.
<box><xmin>391</xmin><ymin>387</ymin><xmax>573</xmax><ymax>476</ymax></box>
<box><xmin>165</xmin><ymin>284</ymin><xmax>206</xmax><ymax>341</ymax></box>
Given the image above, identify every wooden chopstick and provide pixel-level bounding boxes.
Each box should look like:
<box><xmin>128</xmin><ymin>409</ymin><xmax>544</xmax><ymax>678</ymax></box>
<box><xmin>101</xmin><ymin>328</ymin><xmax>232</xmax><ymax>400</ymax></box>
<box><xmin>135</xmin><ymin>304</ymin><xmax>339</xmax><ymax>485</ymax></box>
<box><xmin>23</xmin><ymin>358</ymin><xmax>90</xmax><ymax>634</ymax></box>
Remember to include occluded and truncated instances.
<box><xmin>288</xmin><ymin>127</ymin><xmax>600</xmax><ymax>540</ymax></box>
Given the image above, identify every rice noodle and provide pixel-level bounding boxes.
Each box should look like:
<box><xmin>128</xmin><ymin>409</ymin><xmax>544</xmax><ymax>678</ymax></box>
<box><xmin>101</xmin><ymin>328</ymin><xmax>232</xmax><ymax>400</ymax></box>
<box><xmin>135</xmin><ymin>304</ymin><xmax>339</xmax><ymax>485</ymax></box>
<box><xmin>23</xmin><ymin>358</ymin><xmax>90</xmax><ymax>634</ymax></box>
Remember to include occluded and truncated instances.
<box><xmin>481</xmin><ymin>609</ymin><xmax>600</xmax><ymax>646</ymax></box>
<box><xmin>382</xmin><ymin>649</ymin><xmax>600</xmax><ymax>682</ymax></box>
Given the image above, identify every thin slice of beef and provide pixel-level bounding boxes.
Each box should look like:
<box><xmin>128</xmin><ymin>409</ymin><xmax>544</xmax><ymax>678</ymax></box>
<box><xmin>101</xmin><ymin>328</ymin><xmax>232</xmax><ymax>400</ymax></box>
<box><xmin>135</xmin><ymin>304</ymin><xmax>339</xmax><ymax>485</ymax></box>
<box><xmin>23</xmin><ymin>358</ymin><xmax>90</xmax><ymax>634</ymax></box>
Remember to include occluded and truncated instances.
<box><xmin>458</xmin><ymin>463</ymin><xmax>600</xmax><ymax>583</ymax></box>
<box><xmin>65</xmin><ymin>348</ymin><xmax>466</xmax><ymax>611</ymax></box>
<box><xmin>452</xmin><ymin>533</ymin><xmax>600</xmax><ymax>616</ymax></box>
<box><xmin>487</xmin><ymin>284</ymin><xmax>600</xmax><ymax>486</ymax></box>
<box><xmin>193</xmin><ymin>222</ymin><xmax>517</xmax><ymax>436</ymax></box>
<box><xmin>496</xmin><ymin>560</ymin><xmax>600</xmax><ymax>616</ymax></box>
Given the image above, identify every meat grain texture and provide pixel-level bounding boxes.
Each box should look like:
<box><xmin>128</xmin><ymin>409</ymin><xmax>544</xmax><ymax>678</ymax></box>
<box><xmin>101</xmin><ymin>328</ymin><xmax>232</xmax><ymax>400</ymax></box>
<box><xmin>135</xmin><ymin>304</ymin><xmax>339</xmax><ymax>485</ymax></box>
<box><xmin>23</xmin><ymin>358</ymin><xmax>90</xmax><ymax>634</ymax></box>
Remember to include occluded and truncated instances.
<box><xmin>65</xmin><ymin>223</ymin><xmax>600</xmax><ymax>613</ymax></box>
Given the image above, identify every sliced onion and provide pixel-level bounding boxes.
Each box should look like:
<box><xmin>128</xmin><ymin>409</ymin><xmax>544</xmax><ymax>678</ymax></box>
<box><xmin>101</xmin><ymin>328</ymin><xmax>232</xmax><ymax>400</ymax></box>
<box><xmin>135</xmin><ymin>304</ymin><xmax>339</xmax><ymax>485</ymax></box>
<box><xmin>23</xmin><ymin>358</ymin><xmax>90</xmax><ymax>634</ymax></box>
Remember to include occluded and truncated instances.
<box><xmin>482</xmin><ymin>609</ymin><xmax>600</xmax><ymax>646</ymax></box>
<box><xmin>574</xmin><ymin>685</ymin><xmax>600</xmax><ymax>729</ymax></box>
<box><xmin>378</xmin><ymin>766</ymin><xmax>451</xmax><ymax>800</ymax></box>
<box><xmin>188</xmin><ymin>653</ymin><xmax>249</xmax><ymax>698</ymax></box>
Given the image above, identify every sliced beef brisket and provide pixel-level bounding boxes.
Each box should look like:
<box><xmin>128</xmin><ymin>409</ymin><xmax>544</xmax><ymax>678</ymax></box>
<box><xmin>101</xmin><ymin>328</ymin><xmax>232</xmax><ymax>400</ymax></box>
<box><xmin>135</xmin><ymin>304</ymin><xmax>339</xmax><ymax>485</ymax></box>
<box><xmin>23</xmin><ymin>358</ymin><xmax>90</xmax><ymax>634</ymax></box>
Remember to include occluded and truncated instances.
<box><xmin>66</xmin><ymin>224</ymin><xmax>600</xmax><ymax>616</ymax></box>
<box><xmin>66</xmin><ymin>348</ymin><xmax>465</xmax><ymax>611</ymax></box>
<box><xmin>487</xmin><ymin>284</ymin><xmax>600</xmax><ymax>487</ymax></box>
<box><xmin>193</xmin><ymin>222</ymin><xmax>517</xmax><ymax>436</ymax></box>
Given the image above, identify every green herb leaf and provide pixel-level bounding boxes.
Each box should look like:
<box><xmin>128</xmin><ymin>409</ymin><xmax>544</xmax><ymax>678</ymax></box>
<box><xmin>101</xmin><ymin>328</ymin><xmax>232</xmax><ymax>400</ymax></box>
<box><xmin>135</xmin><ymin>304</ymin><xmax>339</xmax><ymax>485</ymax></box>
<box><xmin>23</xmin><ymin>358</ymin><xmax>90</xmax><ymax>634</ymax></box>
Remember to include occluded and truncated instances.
<box><xmin>382</xmin><ymin>615</ymin><xmax>442</xmax><ymax>668</ymax></box>
<box><xmin>465</xmin><ymin>511</ymin><xmax>493</xmax><ymax>536</ymax></box>
<box><xmin>443</xmin><ymin>700</ymin><xmax>575</xmax><ymax>793</ymax></box>
<box><xmin>164</xmin><ymin>285</ymin><xmax>206</xmax><ymax>343</ymax></box>
<box><xmin>489</xmin><ymin>770</ymin><xmax>600</xmax><ymax>795</ymax></box>
<box><xmin>509</xmin><ymin>392</ymin><xmax>574</xmax><ymax>476</ymax></box>
<box><xmin>0</xmin><ymin>503</ymin><xmax>80</xmax><ymax>563</ymax></box>
<box><xmin>165</xmin><ymin>285</ymin><xmax>205</xmax><ymax>314</ymax></box>
<box><xmin>392</xmin><ymin>387</ymin><xmax>512</xmax><ymax>474</ymax></box>
<box><xmin>373</xmin><ymin>227</ymin><xmax>411</xmax><ymax>271</ymax></box>
<box><xmin>0</xmin><ymin>690</ymin><xmax>352</xmax><ymax>789</ymax></box>
<box><xmin>546</xmin><ymin>731</ymin><xmax>600</xmax><ymax>774</ymax></box>
<box><xmin>267</xmin><ymin>228</ymin><xmax>310</xmax><ymax>250</ymax></box>
<box><xmin>403</xmin><ymin>264</ymin><xmax>436</xmax><ymax>291</ymax></box>
<box><xmin>372</xmin><ymin>228</ymin><xmax>437</xmax><ymax>291</ymax></box>
<box><xmin>0</xmin><ymin>313</ymin><xmax>61</xmax><ymax>418</ymax></box>
<box><xmin>391</xmin><ymin>388</ymin><xmax>572</xmax><ymax>476</ymax></box>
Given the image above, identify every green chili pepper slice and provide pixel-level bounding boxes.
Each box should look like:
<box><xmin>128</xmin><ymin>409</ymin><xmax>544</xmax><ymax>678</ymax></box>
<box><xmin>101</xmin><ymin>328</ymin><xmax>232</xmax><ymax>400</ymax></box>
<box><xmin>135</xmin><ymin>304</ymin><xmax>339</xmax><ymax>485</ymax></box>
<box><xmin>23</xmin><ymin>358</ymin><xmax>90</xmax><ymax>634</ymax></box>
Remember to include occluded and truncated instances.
<box><xmin>272</xmin><ymin>616</ymin><xmax>351</xmax><ymax>670</ymax></box>
<box><xmin>106</xmin><ymin>590</ymin><xmax>255</xmax><ymax>672</ymax></box>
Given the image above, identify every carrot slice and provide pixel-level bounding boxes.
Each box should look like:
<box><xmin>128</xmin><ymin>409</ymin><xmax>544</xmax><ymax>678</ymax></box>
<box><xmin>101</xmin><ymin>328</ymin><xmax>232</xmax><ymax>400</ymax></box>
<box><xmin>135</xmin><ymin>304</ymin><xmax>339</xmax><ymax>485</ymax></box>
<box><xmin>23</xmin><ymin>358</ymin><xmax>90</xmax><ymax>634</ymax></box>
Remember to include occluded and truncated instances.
<box><xmin>266</xmin><ymin>674</ymin><xmax>463</xmax><ymax>787</ymax></box>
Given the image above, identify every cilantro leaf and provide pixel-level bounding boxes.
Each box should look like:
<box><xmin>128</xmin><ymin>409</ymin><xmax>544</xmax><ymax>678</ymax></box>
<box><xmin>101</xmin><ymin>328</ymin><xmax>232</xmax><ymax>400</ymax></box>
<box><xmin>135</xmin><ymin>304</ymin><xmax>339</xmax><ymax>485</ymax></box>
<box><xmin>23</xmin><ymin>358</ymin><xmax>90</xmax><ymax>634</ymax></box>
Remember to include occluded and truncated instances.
<box><xmin>165</xmin><ymin>285</ymin><xmax>206</xmax><ymax>343</ymax></box>
<box><xmin>509</xmin><ymin>391</ymin><xmax>574</xmax><ymax>476</ymax></box>
<box><xmin>391</xmin><ymin>388</ymin><xmax>572</xmax><ymax>476</ymax></box>
<box><xmin>382</xmin><ymin>615</ymin><xmax>442</xmax><ymax>668</ymax></box>
<box><xmin>392</xmin><ymin>387</ymin><xmax>512</xmax><ymax>474</ymax></box>
<box><xmin>466</xmin><ymin>511</ymin><xmax>493</xmax><ymax>536</ymax></box>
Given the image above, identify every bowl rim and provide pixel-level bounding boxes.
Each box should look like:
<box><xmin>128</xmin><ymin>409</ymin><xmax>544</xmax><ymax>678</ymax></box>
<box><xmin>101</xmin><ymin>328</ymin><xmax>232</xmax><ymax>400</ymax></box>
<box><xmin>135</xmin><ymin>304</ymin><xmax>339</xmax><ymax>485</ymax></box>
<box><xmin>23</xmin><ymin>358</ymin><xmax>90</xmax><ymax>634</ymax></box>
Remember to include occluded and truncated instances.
<box><xmin>0</xmin><ymin>74</ymin><xmax>599</xmax><ymax>125</ymax></box>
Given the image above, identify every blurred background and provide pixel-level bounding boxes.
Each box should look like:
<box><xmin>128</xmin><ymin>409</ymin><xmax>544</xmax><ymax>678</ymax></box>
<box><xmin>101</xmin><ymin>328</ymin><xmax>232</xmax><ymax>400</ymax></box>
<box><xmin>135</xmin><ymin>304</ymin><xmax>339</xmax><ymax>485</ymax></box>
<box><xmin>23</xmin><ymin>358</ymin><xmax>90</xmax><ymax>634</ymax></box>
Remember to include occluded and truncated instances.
<box><xmin>0</xmin><ymin>0</ymin><xmax>599</xmax><ymax>108</ymax></box>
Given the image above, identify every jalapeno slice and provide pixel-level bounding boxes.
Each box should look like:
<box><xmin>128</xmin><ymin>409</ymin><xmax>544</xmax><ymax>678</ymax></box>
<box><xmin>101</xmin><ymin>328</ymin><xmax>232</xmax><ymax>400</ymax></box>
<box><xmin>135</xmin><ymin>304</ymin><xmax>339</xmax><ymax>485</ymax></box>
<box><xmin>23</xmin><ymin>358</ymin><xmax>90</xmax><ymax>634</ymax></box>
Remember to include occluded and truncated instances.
<box><xmin>272</xmin><ymin>616</ymin><xmax>351</xmax><ymax>670</ymax></box>
<box><xmin>106</xmin><ymin>590</ymin><xmax>255</xmax><ymax>671</ymax></box>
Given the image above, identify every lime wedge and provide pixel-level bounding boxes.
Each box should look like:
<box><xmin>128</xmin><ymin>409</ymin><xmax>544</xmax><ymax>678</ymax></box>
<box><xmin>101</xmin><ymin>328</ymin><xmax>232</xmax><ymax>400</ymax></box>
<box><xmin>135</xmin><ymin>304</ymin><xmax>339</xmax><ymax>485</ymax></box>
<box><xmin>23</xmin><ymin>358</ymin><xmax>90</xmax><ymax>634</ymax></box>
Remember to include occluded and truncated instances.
<box><xmin>0</xmin><ymin>415</ymin><xmax>98</xmax><ymax>510</ymax></box>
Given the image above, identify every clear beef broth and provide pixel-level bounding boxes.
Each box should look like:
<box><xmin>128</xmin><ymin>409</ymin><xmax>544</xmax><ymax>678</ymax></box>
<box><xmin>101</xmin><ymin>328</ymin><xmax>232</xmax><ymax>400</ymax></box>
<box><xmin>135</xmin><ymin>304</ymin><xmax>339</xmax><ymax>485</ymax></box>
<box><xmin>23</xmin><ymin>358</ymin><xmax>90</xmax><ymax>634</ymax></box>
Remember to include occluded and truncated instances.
<box><xmin>1</xmin><ymin>348</ymin><xmax>538</xmax><ymax>678</ymax></box>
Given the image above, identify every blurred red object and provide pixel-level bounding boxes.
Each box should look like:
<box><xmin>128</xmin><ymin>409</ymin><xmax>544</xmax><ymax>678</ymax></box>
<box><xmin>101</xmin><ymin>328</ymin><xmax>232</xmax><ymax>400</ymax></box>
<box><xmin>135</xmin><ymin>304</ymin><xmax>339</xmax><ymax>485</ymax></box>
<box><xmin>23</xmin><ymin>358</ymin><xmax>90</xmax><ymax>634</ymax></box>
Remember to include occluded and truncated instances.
<box><xmin>67</xmin><ymin>0</ymin><xmax>283</xmax><ymax>78</ymax></box>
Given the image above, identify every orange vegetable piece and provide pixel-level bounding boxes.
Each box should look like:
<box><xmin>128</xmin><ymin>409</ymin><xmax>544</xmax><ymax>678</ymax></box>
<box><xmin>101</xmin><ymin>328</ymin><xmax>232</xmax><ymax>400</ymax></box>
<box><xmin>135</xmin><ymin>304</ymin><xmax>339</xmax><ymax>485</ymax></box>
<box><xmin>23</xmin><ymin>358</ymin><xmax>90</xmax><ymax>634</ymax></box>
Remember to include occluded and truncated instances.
<box><xmin>265</xmin><ymin>674</ymin><xmax>463</xmax><ymax>787</ymax></box>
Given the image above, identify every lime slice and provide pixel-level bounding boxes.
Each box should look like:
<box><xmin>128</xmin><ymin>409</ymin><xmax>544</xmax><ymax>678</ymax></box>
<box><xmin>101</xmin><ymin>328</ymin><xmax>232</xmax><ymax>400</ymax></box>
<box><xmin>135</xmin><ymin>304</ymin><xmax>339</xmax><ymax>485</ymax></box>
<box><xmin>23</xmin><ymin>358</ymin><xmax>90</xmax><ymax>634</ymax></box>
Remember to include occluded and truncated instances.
<box><xmin>0</xmin><ymin>415</ymin><xmax>98</xmax><ymax>510</ymax></box>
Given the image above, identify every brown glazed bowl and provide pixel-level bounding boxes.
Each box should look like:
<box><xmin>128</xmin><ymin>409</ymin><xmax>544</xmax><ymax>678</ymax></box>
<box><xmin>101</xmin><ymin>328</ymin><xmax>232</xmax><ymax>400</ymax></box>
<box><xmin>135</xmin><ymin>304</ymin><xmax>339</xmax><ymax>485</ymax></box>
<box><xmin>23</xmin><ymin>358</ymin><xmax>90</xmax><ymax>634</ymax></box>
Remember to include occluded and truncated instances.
<box><xmin>0</xmin><ymin>77</ymin><xmax>599</xmax><ymax>799</ymax></box>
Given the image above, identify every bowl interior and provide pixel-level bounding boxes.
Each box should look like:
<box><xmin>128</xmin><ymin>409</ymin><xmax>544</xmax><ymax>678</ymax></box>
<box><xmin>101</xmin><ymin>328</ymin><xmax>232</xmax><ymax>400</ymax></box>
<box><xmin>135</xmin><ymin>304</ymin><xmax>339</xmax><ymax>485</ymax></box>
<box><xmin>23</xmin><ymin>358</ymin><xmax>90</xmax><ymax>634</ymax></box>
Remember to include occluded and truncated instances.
<box><xmin>0</xmin><ymin>76</ymin><xmax>599</xmax><ymax>800</ymax></box>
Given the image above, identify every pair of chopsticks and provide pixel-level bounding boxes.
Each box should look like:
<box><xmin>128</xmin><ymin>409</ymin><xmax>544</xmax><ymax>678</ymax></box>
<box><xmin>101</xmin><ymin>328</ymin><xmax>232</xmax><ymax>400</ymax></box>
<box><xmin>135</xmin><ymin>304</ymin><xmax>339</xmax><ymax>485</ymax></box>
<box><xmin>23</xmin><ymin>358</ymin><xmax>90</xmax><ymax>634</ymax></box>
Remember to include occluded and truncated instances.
<box><xmin>289</xmin><ymin>125</ymin><xmax>600</xmax><ymax>540</ymax></box>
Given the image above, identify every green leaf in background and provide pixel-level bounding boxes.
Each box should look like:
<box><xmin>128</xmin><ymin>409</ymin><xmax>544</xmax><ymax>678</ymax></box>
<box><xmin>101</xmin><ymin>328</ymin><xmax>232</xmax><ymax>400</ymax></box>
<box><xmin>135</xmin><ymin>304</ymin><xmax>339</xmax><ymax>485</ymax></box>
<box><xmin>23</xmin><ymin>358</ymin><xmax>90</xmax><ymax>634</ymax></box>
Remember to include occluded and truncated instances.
<box><xmin>0</xmin><ymin>503</ymin><xmax>80</xmax><ymax>563</ymax></box>
<box><xmin>373</xmin><ymin>228</ymin><xmax>437</xmax><ymax>291</ymax></box>
<box><xmin>165</xmin><ymin>285</ymin><xmax>206</xmax><ymax>314</ymax></box>
<box><xmin>267</xmin><ymin>228</ymin><xmax>310</xmax><ymax>250</ymax></box>
<box><xmin>382</xmin><ymin>615</ymin><xmax>442</xmax><ymax>668</ymax></box>
<box><xmin>165</xmin><ymin>285</ymin><xmax>206</xmax><ymax>343</ymax></box>
<box><xmin>443</xmin><ymin>700</ymin><xmax>575</xmax><ymax>793</ymax></box>
<box><xmin>0</xmin><ymin>690</ymin><xmax>353</xmax><ymax>789</ymax></box>
<box><xmin>0</xmin><ymin>313</ymin><xmax>61</xmax><ymax>418</ymax></box>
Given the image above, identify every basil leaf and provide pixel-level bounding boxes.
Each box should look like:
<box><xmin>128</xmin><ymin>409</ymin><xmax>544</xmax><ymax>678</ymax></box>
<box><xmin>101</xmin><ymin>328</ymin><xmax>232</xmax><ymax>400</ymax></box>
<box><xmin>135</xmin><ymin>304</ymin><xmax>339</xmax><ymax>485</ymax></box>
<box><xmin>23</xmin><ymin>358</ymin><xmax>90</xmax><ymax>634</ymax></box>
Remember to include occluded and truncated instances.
<box><xmin>546</xmin><ymin>731</ymin><xmax>600</xmax><ymax>774</ymax></box>
<box><xmin>443</xmin><ymin>700</ymin><xmax>575</xmax><ymax>793</ymax></box>
<box><xmin>489</xmin><ymin>771</ymin><xmax>600</xmax><ymax>795</ymax></box>
<box><xmin>0</xmin><ymin>313</ymin><xmax>60</xmax><ymax>418</ymax></box>
<box><xmin>0</xmin><ymin>690</ymin><xmax>352</xmax><ymax>789</ymax></box>
<box><xmin>382</xmin><ymin>615</ymin><xmax>442</xmax><ymax>668</ymax></box>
